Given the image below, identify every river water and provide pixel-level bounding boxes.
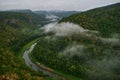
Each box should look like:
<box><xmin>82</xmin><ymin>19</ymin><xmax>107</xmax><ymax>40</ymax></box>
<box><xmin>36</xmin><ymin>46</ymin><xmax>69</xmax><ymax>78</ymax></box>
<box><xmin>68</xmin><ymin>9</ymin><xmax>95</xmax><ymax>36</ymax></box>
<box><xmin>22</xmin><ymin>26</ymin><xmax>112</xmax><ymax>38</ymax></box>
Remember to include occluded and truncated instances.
<box><xmin>23</xmin><ymin>43</ymin><xmax>66</xmax><ymax>80</ymax></box>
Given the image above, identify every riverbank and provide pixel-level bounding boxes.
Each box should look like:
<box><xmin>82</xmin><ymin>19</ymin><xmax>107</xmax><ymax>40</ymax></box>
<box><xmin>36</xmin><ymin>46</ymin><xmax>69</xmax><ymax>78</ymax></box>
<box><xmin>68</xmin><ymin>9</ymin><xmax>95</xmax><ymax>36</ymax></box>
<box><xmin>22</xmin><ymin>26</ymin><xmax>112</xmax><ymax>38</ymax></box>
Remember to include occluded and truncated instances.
<box><xmin>18</xmin><ymin>38</ymin><xmax>40</xmax><ymax>63</ymax></box>
<box><xmin>30</xmin><ymin>52</ymin><xmax>82</xmax><ymax>80</ymax></box>
<box><xmin>18</xmin><ymin>34</ymin><xmax>82</xmax><ymax>80</ymax></box>
<box><xmin>29</xmin><ymin>38</ymin><xmax>82</xmax><ymax>80</ymax></box>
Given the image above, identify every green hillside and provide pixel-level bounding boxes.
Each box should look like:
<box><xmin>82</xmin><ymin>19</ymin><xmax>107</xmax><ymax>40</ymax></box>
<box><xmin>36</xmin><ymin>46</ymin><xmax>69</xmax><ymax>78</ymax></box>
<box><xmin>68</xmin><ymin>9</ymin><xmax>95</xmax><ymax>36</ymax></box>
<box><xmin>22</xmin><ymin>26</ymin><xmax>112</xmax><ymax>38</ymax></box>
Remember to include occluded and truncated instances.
<box><xmin>0</xmin><ymin>3</ymin><xmax>120</xmax><ymax>80</ymax></box>
<box><xmin>0</xmin><ymin>12</ymin><xmax>47</xmax><ymax>80</ymax></box>
<box><xmin>31</xmin><ymin>3</ymin><xmax>120</xmax><ymax>80</ymax></box>
<box><xmin>0</xmin><ymin>12</ymin><xmax>41</xmax><ymax>52</ymax></box>
<box><xmin>59</xmin><ymin>3</ymin><xmax>120</xmax><ymax>37</ymax></box>
<box><xmin>9</xmin><ymin>10</ymin><xmax>48</xmax><ymax>25</ymax></box>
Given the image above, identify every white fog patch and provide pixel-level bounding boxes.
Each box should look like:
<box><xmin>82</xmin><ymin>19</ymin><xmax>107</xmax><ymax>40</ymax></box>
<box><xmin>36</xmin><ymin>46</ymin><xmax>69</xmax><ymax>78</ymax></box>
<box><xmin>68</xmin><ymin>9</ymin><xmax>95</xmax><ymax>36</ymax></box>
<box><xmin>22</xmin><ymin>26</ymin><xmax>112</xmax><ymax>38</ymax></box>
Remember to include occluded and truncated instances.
<box><xmin>42</xmin><ymin>22</ymin><xmax>120</xmax><ymax>45</ymax></box>
<box><xmin>110</xmin><ymin>33</ymin><xmax>120</xmax><ymax>38</ymax></box>
<box><xmin>85</xmin><ymin>57</ymin><xmax>120</xmax><ymax>79</ymax></box>
<box><xmin>45</xmin><ymin>14</ymin><xmax>59</xmax><ymax>20</ymax></box>
<box><xmin>100</xmin><ymin>37</ymin><xmax>120</xmax><ymax>44</ymax></box>
<box><xmin>43</xmin><ymin>22</ymin><xmax>89</xmax><ymax>36</ymax></box>
<box><xmin>59</xmin><ymin>44</ymin><xmax>84</xmax><ymax>57</ymax></box>
<box><xmin>42</xmin><ymin>22</ymin><xmax>57</xmax><ymax>32</ymax></box>
<box><xmin>44</xmin><ymin>36</ymin><xmax>52</xmax><ymax>40</ymax></box>
<box><xmin>44</xmin><ymin>35</ymin><xmax>57</xmax><ymax>41</ymax></box>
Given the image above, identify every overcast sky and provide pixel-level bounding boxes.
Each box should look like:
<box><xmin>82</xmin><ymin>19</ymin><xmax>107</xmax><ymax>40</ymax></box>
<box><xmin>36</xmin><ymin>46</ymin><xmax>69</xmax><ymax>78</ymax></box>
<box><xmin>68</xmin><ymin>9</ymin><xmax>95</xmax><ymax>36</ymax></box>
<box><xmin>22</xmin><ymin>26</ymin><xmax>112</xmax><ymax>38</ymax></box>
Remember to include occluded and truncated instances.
<box><xmin>0</xmin><ymin>0</ymin><xmax>119</xmax><ymax>11</ymax></box>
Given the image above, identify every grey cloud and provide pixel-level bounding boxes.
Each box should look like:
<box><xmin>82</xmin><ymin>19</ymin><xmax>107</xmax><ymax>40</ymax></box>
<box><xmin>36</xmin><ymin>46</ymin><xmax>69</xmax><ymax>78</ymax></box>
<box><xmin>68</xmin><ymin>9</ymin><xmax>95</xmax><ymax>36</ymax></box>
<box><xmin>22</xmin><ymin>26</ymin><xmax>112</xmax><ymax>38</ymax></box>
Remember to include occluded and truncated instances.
<box><xmin>0</xmin><ymin>0</ymin><xmax>119</xmax><ymax>11</ymax></box>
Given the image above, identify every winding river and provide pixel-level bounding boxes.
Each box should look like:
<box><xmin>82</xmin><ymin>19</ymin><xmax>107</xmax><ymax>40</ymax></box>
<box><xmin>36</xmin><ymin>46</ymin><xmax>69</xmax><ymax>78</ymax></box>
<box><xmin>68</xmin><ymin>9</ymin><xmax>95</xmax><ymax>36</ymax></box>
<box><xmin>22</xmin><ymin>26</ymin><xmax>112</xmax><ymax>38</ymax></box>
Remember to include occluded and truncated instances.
<box><xmin>23</xmin><ymin>43</ymin><xmax>67</xmax><ymax>80</ymax></box>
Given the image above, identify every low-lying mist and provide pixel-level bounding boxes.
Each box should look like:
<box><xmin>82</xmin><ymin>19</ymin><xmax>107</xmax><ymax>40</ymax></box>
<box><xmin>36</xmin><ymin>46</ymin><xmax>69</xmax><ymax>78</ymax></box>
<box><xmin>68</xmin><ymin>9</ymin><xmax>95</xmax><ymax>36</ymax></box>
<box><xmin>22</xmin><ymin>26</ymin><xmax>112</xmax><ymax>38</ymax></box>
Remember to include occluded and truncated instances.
<box><xmin>43</xmin><ymin>22</ymin><xmax>88</xmax><ymax>36</ymax></box>
<box><xmin>59</xmin><ymin>44</ymin><xmax>84</xmax><ymax>57</ymax></box>
<box><xmin>41</xmin><ymin>22</ymin><xmax>120</xmax><ymax>80</ymax></box>
<box><xmin>85</xmin><ymin>57</ymin><xmax>120</xmax><ymax>80</ymax></box>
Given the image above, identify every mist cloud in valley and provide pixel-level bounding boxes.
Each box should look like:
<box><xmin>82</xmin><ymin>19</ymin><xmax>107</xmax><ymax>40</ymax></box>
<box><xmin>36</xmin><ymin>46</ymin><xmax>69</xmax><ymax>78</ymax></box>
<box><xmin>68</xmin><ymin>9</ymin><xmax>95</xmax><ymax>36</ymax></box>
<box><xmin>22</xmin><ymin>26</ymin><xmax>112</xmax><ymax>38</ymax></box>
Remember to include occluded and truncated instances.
<box><xmin>85</xmin><ymin>57</ymin><xmax>120</xmax><ymax>80</ymax></box>
<box><xmin>59</xmin><ymin>44</ymin><xmax>85</xmax><ymax>57</ymax></box>
<box><xmin>43</xmin><ymin>22</ymin><xmax>88</xmax><ymax>36</ymax></box>
<box><xmin>42</xmin><ymin>22</ymin><xmax>120</xmax><ymax>46</ymax></box>
<box><xmin>42</xmin><ymin>22</ymin><xmax>120</xmax><ymax>80</ymax></box>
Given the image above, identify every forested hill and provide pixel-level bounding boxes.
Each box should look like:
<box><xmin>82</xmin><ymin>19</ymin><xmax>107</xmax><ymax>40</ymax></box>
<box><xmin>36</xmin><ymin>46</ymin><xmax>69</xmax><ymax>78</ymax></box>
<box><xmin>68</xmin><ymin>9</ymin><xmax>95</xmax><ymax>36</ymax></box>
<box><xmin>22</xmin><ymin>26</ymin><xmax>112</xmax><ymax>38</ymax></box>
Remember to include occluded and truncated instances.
<box><xmin>30</xmin><ymin>3</ymin><xmax>120</xmax><ymax>80</ymax></box>
<box><xmin>0</xmin><ymin>10</ymin><xmax>80</xmax><ymax>80</ymax></box>
<box><xmin>0</xmin><ymin>12</ymin><xmax>39</xmax><ymax>51</ymax></box>
<box><xmin>8</xmin><ymin>10</ymin><xmax>48</xmax><ymax>25</ymax></box>
<box><xmin>59</xmin><ymin>3</ymin><xmax>120</xmax><ymax>36</ymax></box>
<box><xmin>0</xmin><ymin>12</ymin><xmax>46</xmax><ymax>80</ymax></box>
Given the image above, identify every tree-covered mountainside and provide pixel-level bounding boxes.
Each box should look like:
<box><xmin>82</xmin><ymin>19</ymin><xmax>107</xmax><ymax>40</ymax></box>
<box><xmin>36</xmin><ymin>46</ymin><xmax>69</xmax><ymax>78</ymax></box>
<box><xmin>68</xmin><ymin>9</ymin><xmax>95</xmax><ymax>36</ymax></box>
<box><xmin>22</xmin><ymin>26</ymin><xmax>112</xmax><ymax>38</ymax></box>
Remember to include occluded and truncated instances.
<box><xmin>0</xmin><ymin>3</ymin><xmax>120</xmax><ymax>80</ymax></box>
<box><xmin>0</xmin><ymin>12</ymin><xmax>41</xmax><ymax>52</ymax></box>
<box><xmin>59</xmin><ymin>3</ymin><xmax>120</xmax><ymax>37</ymax></box>
<box><xmin>32</xmin><ymin>34</ymin><xmax>120</xmax><ymax>80</ymax></box>
<box><xmin>0</xmin><ymin>12</ymin><xmax>48</xmax><ymax>80</ymax></box>
<box><xmin>31</xmin><ymin>3</ymin><xmax>120</xmax><ymax>80</ymax></box>
<box><xmin>4</xmin><ymin>10</ymin><xmax>48</xmax><ymax>26</ymax></box>
<box><xmin>0</xmin><ymin>10</ymin><xmax>80</xmax><ymax>80</ymax></box>
<box><xmin>9</xmin><ymin>10</ymin><xmax>79</xmax><ymax>26</ymax></box>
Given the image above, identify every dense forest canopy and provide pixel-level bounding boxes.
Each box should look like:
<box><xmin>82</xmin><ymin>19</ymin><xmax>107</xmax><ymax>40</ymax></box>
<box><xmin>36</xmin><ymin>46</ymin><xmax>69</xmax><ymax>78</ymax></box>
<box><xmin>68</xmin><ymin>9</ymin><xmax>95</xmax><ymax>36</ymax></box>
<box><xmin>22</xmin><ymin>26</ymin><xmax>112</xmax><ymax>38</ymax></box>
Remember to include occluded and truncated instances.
<box><xmin>0</xmin><ymin>2</ymin><xmax>119</xmax><ymax>80</ymax></box>
<box><xmin>59</xmin><ymin>3</ymin><xmax>120</xmax><ymax>37</ymax></box>
<box><xmin>0</xmin><ymin>12</ymin><xmax>48</xmax><ymax>80</ymax></box>
<box><xmin>31</xmin><ymin>3</ymin><xmax>120</xmax><ymax>80</ymax></box>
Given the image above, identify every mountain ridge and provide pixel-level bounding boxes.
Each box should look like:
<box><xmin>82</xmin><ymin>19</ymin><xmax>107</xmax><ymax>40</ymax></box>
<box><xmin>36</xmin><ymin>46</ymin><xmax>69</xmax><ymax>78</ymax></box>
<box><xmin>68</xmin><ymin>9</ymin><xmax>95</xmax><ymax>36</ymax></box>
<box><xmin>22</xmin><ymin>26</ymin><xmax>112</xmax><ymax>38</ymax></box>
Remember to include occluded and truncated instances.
<box><xmin>59</xmin><ymin>3</ymin><xmax>120</xmax><ymax>37</ymax></box>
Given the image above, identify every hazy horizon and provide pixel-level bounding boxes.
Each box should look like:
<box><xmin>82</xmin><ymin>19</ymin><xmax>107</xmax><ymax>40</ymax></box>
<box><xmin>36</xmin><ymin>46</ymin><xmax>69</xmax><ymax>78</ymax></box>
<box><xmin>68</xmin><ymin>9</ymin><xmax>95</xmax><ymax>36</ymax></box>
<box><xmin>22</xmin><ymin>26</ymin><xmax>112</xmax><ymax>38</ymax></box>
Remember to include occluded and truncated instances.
<box><xmin>0</xmin><ymin>0</ymin><xmax>119</xmax><ymax>11</ymax></box>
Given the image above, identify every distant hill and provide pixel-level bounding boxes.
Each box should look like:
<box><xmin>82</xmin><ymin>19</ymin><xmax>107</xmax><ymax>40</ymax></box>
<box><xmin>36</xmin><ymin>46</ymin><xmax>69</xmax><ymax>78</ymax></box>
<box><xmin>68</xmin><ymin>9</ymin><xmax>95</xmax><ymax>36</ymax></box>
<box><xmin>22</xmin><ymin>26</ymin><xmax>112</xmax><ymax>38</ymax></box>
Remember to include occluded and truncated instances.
<box><xmin>34</xmin><ymin>10</ymin><xmax>79</xmax><ymax>18</ymax></box>
<box><xmin>59</xmin><ymin>3</ymin><xmax>120</xmax><ymax>37</ymax></box>
<box><xmin>0</xmin><ymin>11</ymin><xmax>40</xmax><ymax>50</ymax></box>
<box><xmin>4</xmin><ymin>10</ymin><xmax>79</xmax><ymax>26</ymax></box>
<box><xmin>7</xmin><ymin>9</ymin><xmax>48</xmax><ymax>25</ymax></box>
<box><xmin>34</xmin><ymin>10</ymin><xmax>80</xmax><ymax>22</ymax></box>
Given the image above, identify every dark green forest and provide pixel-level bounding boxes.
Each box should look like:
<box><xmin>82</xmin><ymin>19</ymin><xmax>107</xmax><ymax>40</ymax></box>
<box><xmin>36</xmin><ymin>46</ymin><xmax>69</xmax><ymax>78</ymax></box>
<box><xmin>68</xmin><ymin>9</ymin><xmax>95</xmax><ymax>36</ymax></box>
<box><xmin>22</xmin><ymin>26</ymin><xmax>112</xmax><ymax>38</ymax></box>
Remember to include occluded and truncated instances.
<box><xmin>0</xmin><ymin>3</ymin><xmax>120</xmax><ymax>80</ymax></box>
<box><xmin>59</xmin><ymin>3</ymin><xmax>120</xmax><ymax>37</ymax></box>
<box><xmin>0</xmin><ymin>12</ymin><xmax>48</xmax><ymax>80</ymax></box>
<box><xmin>31</xmin><ymin>3</ymin><xmax>120</xmax><ymax>80</ymax></box>
<box><xmin>32</xmin><ymin>34</ymin><xmax>120</xmax><ymax>80</ymax></box>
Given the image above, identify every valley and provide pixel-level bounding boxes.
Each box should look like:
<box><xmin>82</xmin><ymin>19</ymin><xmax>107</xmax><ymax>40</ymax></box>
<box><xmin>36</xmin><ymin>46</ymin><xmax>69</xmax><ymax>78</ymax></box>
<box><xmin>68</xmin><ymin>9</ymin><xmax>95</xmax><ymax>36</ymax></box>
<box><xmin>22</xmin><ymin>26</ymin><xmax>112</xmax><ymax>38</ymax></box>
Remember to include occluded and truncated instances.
<box><xmin>0</xmin><ymin>2</ymin><xmax>120</xmax><ymax>80</ymax></box>
<box><xmin>30</xmin><ymin>3</ymin><xmax>120</xmax><ymax>80</ymax></box>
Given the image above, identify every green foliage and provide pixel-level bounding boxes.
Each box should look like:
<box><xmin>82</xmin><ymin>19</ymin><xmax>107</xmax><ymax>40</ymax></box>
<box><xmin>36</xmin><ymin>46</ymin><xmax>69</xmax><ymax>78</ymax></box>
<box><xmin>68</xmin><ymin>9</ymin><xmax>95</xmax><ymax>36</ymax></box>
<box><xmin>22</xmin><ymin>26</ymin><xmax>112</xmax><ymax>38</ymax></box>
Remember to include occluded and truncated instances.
<box><xmin>31</xmin><ymin>36</ymin><xmax>95</xmax><ymax>79</ymax></box>
<box><xmin>31</xmin><ymin>34</ymin><xmax>120</xmax><ymax>80</ymax></box>
<box><xmin>31</xmin><ymin>3</ymin><xmax>120</xmax><ymax>80</ymax></box>
<box><xmin>0</xmin><ymin>12</ymin><xmax>46</xmax><ymax>79</ymax></box>
<box><xmin>0</xmin><ymin>3</ymin><xmax>120</xmax><ymax>80</ymax></box>
<box><xmin>59</xmin><ymin>3</ymin><xmax>120</xmax><ymax>37</ymax></box>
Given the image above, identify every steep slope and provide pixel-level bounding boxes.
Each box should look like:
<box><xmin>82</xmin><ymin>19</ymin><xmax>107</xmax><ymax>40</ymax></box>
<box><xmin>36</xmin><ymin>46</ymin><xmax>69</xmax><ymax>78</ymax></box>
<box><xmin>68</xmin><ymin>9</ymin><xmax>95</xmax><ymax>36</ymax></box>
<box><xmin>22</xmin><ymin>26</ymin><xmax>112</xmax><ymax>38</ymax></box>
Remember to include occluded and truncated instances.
<box><xmin>31</xmin><ymin>3</ymin><xmax>120</xmax><ymax>80</ymax></box>
<box><xmin>0</xmin><ymin>12</ymin><xmax>41</xmax><ymax>52</ymax></box>
<box><xmin>0</xmin><ymin>12</ymin><xmax>46</xmax><ymax>80</ymax></box>
<box><xmin>59</xmin><ymin>3</ymin><xmax>120</xmax><ymax>37</ymax></box>
<box><xmin>8</xmin><ymin>9</ymin><xmax>48</xmax><ymax>26</ymax></box>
